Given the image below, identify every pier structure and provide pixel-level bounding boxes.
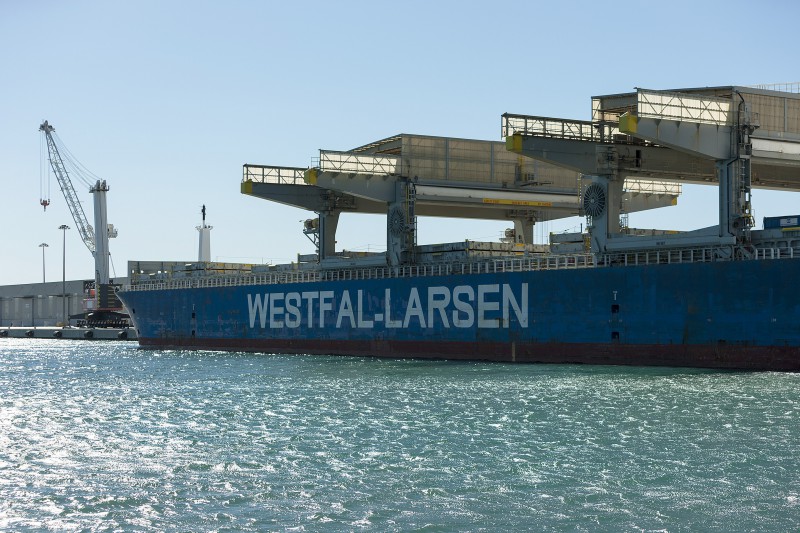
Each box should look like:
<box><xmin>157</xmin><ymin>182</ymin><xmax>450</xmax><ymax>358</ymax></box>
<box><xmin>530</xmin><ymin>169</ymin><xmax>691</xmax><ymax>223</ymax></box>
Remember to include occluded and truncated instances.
<box><xmin>0</xmin><ymin>279</ymin><xmax>126</xmax><ymax>328</ymax></box>
<box><xmin>0</xmin><ymin>327</ymin><xmax>135</xmax><ymax>340</ymax></box>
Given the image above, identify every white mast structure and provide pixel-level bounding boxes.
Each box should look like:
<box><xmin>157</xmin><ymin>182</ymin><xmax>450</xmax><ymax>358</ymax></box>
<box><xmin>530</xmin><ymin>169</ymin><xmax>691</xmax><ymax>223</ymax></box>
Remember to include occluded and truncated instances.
<box><xmin>197</xmin><ymin>204</ymin><xmax>213</xmax><ymax>262</ymax></box>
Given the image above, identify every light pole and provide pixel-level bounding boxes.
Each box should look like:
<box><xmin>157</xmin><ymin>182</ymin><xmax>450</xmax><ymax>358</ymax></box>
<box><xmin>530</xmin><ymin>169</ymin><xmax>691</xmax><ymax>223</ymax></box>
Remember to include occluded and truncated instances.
<box><xmin>59</xmin><ymin>225</ymin><xmax>70</xmax><ymax>326</ymax></box>
<box><xmin>38</xmin><ymin>242</ymin><xmax>49</xmax><ymax>283</ymax></box>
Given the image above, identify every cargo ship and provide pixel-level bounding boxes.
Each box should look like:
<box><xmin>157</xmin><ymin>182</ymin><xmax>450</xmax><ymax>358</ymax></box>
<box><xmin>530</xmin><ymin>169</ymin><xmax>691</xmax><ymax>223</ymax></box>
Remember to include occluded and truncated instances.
<box><xmin>118</xmin><ymin>84</ymin><xmax>800</xmax><ymax>370</ymax></box>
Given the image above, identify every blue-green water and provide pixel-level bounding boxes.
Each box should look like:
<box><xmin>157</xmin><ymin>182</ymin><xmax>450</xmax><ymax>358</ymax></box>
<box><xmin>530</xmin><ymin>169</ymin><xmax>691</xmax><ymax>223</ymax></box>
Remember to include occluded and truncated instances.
<box><xmin>0</xmin><ymin>340</ymin><xmax>798</xmax><ymax>531</ymax></box>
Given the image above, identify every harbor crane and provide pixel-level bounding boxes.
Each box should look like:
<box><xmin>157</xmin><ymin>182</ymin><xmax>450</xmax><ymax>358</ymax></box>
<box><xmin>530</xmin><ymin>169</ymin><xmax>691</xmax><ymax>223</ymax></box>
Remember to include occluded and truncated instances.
<box><xmin>39</xmin><ymin>120</ymin><xmax>122</xmax><ymax>321</ymax></box>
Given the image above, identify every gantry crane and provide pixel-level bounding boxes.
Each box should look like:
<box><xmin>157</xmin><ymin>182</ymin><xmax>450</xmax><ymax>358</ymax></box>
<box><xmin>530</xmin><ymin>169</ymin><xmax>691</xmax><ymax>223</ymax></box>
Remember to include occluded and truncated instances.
<box><xmin>39</xmin><ymin>121</ymin><xmax>122</xmax><ymax>322</ymax></box>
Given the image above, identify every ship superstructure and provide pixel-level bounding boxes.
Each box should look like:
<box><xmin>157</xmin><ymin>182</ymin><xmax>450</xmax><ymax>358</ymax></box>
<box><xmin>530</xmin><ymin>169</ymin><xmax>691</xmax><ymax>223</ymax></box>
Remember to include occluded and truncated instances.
<box><xmin>119</xmin><ymin>84</ymin><xmax>800</xmax><ymax>370</ymax></box>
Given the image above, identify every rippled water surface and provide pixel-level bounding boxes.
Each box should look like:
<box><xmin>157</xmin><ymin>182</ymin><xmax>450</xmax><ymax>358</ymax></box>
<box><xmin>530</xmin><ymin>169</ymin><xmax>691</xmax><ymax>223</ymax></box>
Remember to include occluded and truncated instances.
<box><xmin>1</xmin><ymin>339</ymin><xmax>798</xmax><ymax>531</ymax></box>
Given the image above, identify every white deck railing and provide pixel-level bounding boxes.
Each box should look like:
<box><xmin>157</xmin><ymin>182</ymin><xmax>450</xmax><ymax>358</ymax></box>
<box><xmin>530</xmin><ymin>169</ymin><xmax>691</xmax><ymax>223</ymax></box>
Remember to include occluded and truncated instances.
<box><xmin>123</xmin><ymin>245</ymin><xmax>800</xmax><ymax>292</ymax></box>
<box><xmin>125</xmin><ymin>254</ymin><xmax>596</xmax><ymax>292</ymax></box>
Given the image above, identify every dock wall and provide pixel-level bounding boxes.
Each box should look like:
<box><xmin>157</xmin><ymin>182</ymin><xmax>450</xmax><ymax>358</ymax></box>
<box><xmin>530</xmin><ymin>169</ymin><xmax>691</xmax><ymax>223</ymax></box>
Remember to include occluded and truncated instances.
<box><xmin>0</xmin><ymin>278</ymin><xmax>128</xmax><ymax>327</ymax></box>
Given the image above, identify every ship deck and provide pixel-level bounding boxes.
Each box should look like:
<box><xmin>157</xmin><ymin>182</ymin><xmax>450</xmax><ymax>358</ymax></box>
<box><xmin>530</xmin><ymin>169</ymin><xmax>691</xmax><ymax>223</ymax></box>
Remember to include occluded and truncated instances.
<box><xmin>123</xmin><ymin>240</ymin><xmax>800</xmax><ymax>293</ymax></box>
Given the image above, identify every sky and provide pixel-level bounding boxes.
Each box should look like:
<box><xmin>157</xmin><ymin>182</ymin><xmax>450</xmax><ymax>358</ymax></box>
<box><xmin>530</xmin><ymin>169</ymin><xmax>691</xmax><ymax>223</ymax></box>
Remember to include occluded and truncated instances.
<box><xmin>1</xmin><ymin>0</ymin><xmax>799</xmax><ymax>286</ymax></box>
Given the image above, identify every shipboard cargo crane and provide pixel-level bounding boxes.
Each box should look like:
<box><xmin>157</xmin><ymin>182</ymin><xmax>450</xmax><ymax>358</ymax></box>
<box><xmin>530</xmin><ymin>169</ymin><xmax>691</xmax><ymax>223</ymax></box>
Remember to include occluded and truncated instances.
<box><xmin>39</xmin><ymin>120</ymin><xmax>124</xmax><ymax>324</ymax></box>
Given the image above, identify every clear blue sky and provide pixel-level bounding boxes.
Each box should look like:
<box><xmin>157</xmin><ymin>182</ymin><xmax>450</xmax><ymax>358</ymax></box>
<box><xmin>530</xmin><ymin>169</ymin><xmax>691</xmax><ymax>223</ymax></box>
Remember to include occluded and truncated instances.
<box><xmin>2</xmin><ymin>0</ymin><xmax>799</xmax><ymax>286</ymax></box>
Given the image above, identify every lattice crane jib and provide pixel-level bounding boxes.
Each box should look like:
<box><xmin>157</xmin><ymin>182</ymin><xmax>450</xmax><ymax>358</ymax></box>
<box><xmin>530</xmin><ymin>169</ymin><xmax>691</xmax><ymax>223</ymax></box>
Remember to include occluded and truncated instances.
<box><xmin>39</xmin><ymin>121</ymin><xmax>96</xmax><ymax>254</ymax></box>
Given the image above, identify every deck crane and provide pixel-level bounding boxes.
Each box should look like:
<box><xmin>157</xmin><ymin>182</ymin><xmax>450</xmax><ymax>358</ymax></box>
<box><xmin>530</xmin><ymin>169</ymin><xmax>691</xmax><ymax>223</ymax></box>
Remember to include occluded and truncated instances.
<box><xmin>39</xmin><ymin>121</ymin><xmax>122</xmax><ymax>321</ymax></box>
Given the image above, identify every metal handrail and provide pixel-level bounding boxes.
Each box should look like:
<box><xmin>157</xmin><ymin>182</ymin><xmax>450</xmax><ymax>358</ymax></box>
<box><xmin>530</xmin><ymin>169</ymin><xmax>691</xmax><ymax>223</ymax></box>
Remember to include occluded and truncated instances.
<box><xmin>624</xmin><ymin>179</ymin><xmax>682</xmax><ymax>196</ymax></box>
<box><xmin>637</xmin><ymin>89</ymin><xmax>733</xmax><ymax>126</ymax></box>
<box><xmin>123</xmin><ymin>244</ymin><xmax>800</xmax><ymax>293</ymax></box>
<box><xmin>124</xmin><ymin>254</ymin><xmax>598</xmax><ymax>291</ymax></box>
<box><xmin>502</xmin><ymin>113</ymin><xmax>599</xmax><ymax>141</ymax></box>
<box><xmin>501</xmin><ymin>113</ymin><xmax>640</xmax><ymax>144</ymax></box>
<box><xmin>319</xmin><ymin>150</ymin><xmax>401</xmax><ymax>175</ymax></box>
<box><xmin>242</xmin><ymin>164</ymin><xmax>307</xmax><ymax>185</ymax></box>
<box><xmin>749</xmin><ymin>82</ymin><xmax>800</xmax><ymax>94</ymax></box>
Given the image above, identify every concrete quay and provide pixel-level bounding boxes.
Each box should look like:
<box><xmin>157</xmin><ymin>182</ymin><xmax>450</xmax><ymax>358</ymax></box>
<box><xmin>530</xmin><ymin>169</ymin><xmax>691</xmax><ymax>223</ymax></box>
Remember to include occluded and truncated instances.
<box><xmin>0</xmin><ymin>326</ymin><xmax>136</xmax><ymax>340</ymax></box>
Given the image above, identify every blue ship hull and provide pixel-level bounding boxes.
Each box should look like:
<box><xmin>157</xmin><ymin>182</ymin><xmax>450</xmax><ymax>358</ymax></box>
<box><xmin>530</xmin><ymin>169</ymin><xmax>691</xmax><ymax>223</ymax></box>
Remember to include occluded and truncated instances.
<box><xmin>118</xmin><ymin>259</ymin><xmax>800</xmax><ymax>371</ymax></box>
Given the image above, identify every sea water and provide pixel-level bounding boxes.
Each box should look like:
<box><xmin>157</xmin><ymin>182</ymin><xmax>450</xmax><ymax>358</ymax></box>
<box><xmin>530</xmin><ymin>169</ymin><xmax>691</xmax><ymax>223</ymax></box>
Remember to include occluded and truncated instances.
<box><xmin>0</xmin><ymin>339</ymin><xmax>798</xmax><ymax>531</ymax></box>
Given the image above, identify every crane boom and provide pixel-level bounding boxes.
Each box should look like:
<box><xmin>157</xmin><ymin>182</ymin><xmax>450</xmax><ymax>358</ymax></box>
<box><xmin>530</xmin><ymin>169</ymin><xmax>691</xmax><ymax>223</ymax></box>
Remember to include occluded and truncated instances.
<box><xmin>37</xmin><ymin>120</ymin><xmax>122</xmax><ymax>319</ymax></box>
<box><xmin>39</xmin><ymin>120</ymin><xmax>116</xmax><ymax>292</ymax></box>
<box><xmin>39</xmin><ymin>121</ymin><xmax>96</xmax><ymax>253</ymax></box>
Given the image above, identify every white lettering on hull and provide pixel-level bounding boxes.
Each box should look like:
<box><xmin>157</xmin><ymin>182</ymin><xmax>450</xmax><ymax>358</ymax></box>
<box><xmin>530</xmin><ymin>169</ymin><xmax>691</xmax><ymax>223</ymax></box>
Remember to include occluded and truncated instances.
<box><xmin>247</xmin><ymin>283</ymin><xmax>529</xmax><ymax>331</ymax></box>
